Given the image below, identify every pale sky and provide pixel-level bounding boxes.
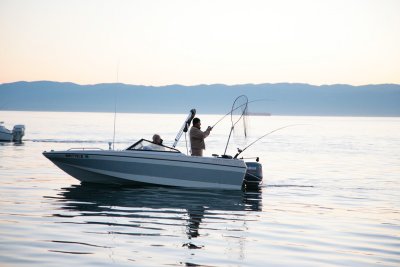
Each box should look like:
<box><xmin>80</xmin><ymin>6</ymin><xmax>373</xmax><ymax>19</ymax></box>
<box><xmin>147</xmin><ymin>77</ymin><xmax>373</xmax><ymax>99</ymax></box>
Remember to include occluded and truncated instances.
<box><xmin>1</xmin><ymin>0</ymin><xmax>399</xmax><ymax>86</ymax></box>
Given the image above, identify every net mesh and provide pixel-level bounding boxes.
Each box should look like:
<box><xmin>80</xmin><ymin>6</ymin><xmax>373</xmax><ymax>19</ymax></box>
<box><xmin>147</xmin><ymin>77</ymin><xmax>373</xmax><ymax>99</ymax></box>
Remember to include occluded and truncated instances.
<box><xmin>230</xmin><ymin>95</ymin><xmax>249</xmax><ymax>147</ymax></box>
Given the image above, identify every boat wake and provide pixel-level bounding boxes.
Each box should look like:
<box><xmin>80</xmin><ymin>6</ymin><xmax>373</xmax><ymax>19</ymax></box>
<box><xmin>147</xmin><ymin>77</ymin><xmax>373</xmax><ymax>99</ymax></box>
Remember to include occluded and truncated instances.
<box><xmin>267</xmin><ymin>184</ymin><xmax>314</xmax><ymax>188</ymax></box>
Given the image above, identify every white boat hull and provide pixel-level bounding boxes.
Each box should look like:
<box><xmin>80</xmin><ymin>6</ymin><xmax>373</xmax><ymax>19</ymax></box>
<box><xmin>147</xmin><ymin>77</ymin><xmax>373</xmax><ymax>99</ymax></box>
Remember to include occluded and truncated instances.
<box><xmin>0</xmin><ymin>130</ymin><xmax>13</xmax><ymax>142</ymax></box>
<box><xmin>0</xmin><ymin>124</ymin><xmax>25</xmax><ymax>142</ymax></box>
<box><xmin>0</xmin><ymin>124</ymin><xmax>12</xmax><ymax>141</ymax></box>
<box><xmin>43</xmin><ymin>150</ymin><xmax>247</xmax><ymax>190</ymax></box>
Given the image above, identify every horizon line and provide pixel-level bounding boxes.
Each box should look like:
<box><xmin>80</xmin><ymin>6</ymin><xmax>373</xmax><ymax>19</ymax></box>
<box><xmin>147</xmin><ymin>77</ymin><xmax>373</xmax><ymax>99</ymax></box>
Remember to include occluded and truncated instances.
<box><xmin>1</xmin><ymin>80</ymin><xmax>400</xmax><ymax>87</ymax></box>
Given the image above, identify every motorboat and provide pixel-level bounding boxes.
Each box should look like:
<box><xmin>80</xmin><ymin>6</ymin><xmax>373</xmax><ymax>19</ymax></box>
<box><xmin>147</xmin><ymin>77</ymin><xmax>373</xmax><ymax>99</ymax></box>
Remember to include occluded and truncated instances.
<box><xmin>0</xmin><ymin>122</ymin><xmax>12</xmax><ymax>141</ymax></box>
<box><xmin>0</xmin><ymin>122</ymin><xmax>25</xmax><ymax>142</ymax></box>
<box><xmin>43</xmin><ymin>109</ymin><xmax>263</xmax><ymax>190</ymax></box>
<box><xmin>44</xmin><ymin>140</ymin><xmax>248</xmax><ymax>189</ymax></box>
<box><xmin>43</xmin><ymin>139</ymin><xmax>262</xmax><ymax>190</ymax></box>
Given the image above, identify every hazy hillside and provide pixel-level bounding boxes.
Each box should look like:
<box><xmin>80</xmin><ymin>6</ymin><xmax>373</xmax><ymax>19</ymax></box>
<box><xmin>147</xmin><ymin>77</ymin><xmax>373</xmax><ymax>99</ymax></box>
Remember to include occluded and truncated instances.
<box><xmin>1</xmin><ymin>81</ymin><xmax>399</xmax><ymax>116</ymax></box>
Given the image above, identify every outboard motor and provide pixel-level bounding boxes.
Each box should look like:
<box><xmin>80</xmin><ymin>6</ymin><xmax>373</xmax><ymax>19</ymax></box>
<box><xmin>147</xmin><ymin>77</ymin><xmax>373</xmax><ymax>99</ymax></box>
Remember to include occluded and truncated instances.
<box><xmin>244</xmin><ymin>161</ymin><xmax>263</xmax><ymax>189</ymax></box>
<box><xmin>12</xmin><ymin>125</ymin><xmax>25</xmax><ymax>142</ymax></box>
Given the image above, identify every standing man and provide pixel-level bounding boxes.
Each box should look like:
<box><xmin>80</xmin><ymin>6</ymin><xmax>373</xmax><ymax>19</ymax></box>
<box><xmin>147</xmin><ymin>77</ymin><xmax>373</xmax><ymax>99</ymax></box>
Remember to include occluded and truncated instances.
<box><xmin>189</xmin><ymin>117</ymin><xmax>212</xmax><ymax>156</ymax></box>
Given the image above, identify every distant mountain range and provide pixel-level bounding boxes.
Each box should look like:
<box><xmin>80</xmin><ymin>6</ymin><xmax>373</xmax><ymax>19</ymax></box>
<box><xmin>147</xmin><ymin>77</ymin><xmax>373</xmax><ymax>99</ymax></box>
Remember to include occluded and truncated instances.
<box><xmin>1</xmin><ymin>81</ymin><xmax>399</xmax><ymax>116</ymax></box>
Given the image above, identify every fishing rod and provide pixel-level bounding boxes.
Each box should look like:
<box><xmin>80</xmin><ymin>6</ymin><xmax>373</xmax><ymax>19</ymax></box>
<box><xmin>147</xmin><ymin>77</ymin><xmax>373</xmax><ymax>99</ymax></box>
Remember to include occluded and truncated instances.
<box><xmin>112</xmin><ymin>60</ymin><xmax>119</xmax><ymax>150</ymax></box>
<box><xmin>234</xmin><ymin>124</ymin><xmax>306</xmax><ymax>159</ymax></box>
<box><xmin>211</xmin><ymin>98</ymin><xmax>269</xmax><ymax>129</ymax></box>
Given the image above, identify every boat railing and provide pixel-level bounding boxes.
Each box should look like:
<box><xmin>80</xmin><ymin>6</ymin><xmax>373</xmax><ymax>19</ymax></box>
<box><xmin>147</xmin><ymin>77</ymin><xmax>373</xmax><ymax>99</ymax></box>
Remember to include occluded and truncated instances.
<box><xmin>67</xmin><ymin>147</ymin><xmax>104</xmax><ymax>151</ymax></box>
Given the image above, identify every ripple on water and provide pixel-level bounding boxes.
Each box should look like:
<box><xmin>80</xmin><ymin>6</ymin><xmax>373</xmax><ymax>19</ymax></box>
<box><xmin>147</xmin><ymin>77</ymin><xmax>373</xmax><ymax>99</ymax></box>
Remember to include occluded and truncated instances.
<box><xmin>1</xmin><ymin>113</ymin><xmax>400</xmax><ymax>266</ymax></box>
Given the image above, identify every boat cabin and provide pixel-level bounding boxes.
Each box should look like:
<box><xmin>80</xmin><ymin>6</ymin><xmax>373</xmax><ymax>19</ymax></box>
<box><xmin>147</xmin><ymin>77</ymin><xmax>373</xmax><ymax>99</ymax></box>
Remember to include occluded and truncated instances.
<box><xmin>126</xmin><ymin>139</ymin><xmax>180</xmax><ymax>153</ymax></box>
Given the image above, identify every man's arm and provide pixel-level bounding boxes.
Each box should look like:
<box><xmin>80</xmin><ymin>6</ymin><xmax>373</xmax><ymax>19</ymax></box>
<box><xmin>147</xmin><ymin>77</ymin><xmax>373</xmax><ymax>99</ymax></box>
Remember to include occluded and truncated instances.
<box><xmin>204</xmin><ymin>126</ymin><xmax>212</xmax><ymax>138</ymax></box>
<box><xmin>191</xmin><ymin>127</ymin><xmax>211</xmax><ymax>139</ymax></box>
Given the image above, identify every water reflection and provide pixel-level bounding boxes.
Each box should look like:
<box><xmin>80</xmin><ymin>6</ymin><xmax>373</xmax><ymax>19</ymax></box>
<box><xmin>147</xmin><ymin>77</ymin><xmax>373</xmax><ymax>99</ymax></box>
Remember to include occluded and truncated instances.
<box><xmin>49</xmin><ymin>184</ymin><xmax>262</xmax><ymax>244</ymax></box>
<box><xmin>0</xmin><ymin>141</ymin><xmax>25</xmax><ymax>146</ymax></box>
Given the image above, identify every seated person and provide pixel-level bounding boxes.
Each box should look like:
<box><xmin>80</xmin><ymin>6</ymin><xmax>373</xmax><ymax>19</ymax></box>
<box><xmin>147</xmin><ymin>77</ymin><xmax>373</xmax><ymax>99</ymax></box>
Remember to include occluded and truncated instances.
<box><xmin>152</xmin><ymin>134</ymin><xmax>163</xmax><ymax>145</ymax></box>
<box><xmin>150</xmin><ymin>134</ymin><xmax>165</xmax><ymax>151</ymax></box>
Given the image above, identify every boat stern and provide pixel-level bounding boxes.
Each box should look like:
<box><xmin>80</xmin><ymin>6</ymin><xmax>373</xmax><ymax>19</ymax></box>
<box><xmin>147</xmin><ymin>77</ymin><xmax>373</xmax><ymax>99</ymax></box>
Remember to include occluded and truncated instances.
<box><xmin>12</xmin><ymin>125</ymin><xmax>25</xmax><ymax>142</ymax></box>
<box><xmin>244</xmin><ymin>161</ymin><xmax>263</xmax><ymax>189</ymax></box>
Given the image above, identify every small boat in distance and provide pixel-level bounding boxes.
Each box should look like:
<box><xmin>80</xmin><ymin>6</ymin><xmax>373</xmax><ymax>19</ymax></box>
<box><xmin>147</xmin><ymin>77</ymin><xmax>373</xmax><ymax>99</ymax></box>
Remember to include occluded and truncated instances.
<box><xmin>43</xmin><ymin>109</ymin><xmax>263</xmax><ymax>190</ymax></box>
<box><xmin>0</xmin><ymin>122</ymin><xmax>25</xmax><ymax>142</ymax></box>
<box><xmin>248</xmin><ymin>112</ymin><xmax>271</xmax><ymax>116</ymax></box>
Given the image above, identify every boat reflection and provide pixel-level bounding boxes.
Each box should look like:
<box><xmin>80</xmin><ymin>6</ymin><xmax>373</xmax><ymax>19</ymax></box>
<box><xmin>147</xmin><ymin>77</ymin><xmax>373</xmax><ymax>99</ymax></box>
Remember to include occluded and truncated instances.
<box><xmin>0</xmin><ymin>141</ymin><xmax>25</xmax><ymax>146</ymax></box>
<box><xmin>51</xmin><ymin>184</ymin><xmax>263</xmax><ymax>241</ymax></box>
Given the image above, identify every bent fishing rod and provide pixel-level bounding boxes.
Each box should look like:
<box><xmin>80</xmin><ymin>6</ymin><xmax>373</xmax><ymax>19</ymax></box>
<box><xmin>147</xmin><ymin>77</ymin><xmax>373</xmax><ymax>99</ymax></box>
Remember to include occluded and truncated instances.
<box><xmin>211</xmin><ymin>98</ymin><xmax>269</xmax><ymax>129</ymax></box>
<box><xmin>233</xmin><ymin>124</ymin><xmax>306</xmax><ymax>159</ymax></box>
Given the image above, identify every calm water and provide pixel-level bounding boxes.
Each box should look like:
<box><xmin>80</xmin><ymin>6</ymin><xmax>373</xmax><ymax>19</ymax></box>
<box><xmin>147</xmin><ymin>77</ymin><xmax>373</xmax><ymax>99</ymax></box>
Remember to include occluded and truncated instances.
<box><xmin>1</xmin><ymin>111</ymin><xmax>399</xmax><ymax>266</ymax></box>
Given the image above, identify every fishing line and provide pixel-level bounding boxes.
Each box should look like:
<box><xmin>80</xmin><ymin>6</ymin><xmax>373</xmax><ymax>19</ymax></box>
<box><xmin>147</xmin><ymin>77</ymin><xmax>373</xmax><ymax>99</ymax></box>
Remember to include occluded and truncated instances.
<box><xmin>223</xmin><ymin>95</ymin><xmax>249</xmax><ymax>155</ymax></box>
<box><xmin>211</xmin><ymin>98</ymin><xmax>269</xmax><ymax>129</ymax></box>
<box><xmin>112</xmin><ymin>60</ymin><xmax>119</xmax><ymax>150</ymax></box>
<box><xmin>184</xmin><ymin>132</ymin><xmax>189</xmax><ymax>155</ymax></box>
<box><xmin>234</xmin><ymin>124</ymin><xmax>309</xmax><ymax>158</ymax></box>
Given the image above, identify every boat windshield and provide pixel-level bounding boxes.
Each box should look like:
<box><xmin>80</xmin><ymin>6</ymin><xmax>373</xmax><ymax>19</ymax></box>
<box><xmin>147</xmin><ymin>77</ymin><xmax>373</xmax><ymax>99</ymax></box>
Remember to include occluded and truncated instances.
<box><xmin>126</xmin><ymin>139</ymin><xmax>180</xmax><ymax>153</ymax></box>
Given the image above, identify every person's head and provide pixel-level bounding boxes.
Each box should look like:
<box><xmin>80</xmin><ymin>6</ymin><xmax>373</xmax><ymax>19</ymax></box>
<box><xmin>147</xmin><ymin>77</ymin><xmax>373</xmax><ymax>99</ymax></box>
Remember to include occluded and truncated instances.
<box><xmin>192</xmin><ymin>117</ymin><xmax>201</xmax><ymax>129</ymax></box>
<box><xmin>152</xmin><ymin>134</ymin><xmax>162</xmax><ymax>145</ymax></box>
